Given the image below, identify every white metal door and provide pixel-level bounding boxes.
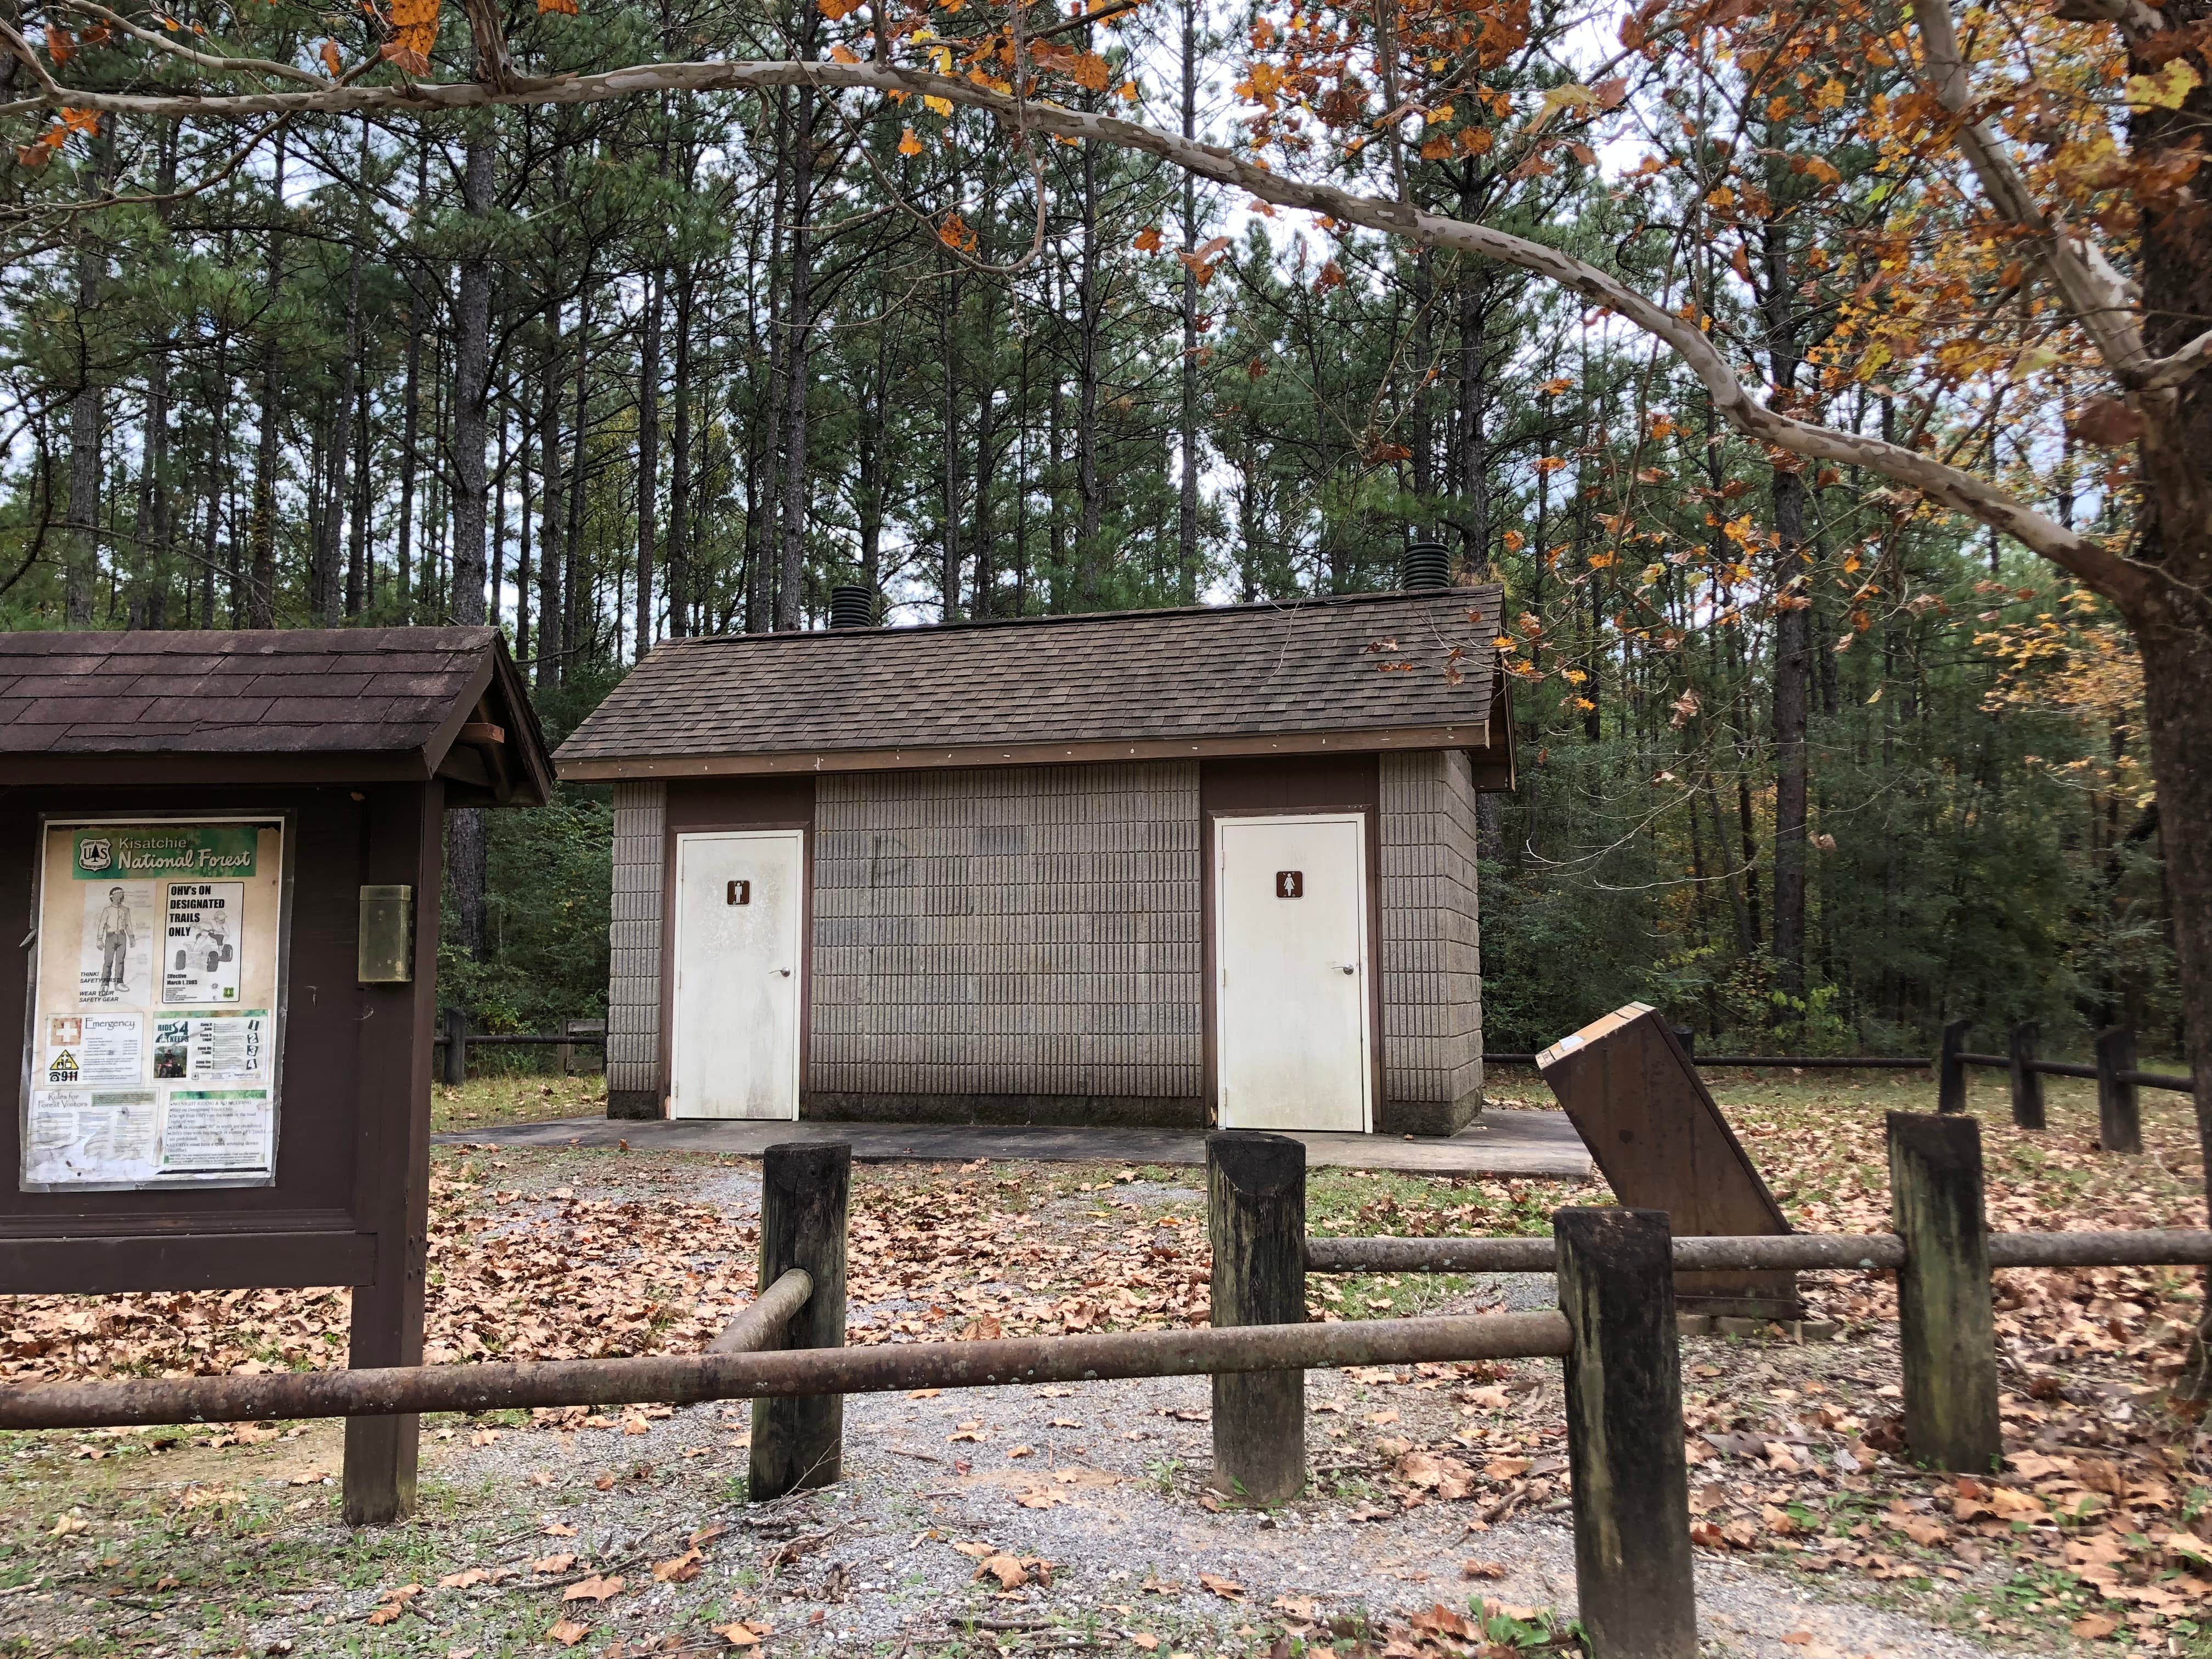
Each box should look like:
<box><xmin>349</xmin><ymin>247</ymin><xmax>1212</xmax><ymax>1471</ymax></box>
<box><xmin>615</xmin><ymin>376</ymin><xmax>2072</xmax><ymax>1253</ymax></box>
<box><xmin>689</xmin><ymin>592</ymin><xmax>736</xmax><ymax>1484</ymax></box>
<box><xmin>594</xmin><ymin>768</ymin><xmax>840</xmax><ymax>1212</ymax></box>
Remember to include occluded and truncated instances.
<box><xmin>1215</xmin><ymin>814</ymin><xmax>1371</xmax><ymax>1132</ymax></box>
<box><xmin>672</xmin><ymin>830</ymin><xmax>804</xmax><ymax>1120</ymax></box>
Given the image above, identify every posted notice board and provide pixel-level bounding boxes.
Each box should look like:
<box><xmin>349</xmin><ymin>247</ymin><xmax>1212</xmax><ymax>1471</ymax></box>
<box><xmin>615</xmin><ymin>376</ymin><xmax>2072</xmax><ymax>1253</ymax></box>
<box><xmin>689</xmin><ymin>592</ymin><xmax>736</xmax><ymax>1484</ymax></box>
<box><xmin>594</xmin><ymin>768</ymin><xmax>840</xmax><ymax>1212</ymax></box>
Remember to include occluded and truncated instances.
<box><xmin>21</xmin><ymin>819</ymin><xmax>286</xmax><ymax>1192</ymax></box>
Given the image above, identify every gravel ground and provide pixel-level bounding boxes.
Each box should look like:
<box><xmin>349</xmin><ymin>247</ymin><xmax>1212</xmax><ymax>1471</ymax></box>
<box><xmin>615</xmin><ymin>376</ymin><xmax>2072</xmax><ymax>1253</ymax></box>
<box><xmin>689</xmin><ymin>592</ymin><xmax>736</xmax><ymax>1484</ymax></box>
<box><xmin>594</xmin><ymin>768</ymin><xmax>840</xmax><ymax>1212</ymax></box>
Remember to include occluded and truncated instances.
<box><xmin>0</xmin><ymin>1362</ymin><xmax>2030</xmax><ymax>1659</ymax></box>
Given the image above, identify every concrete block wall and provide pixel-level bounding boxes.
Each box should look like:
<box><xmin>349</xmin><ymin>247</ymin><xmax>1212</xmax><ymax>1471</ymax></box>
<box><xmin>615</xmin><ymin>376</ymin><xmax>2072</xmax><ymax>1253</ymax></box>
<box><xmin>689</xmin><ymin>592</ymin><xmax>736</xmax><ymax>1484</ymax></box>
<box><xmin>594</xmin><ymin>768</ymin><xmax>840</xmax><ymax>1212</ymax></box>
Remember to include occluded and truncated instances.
<box><xmin>1378</xmin><ymin>749</ymin><xmax>1485</xmax><ymax>1132</ymax></box>
<box><xmin>606</xmin><ymin>780</ymin><xmax>667</xmax><ymax>1119</ymax></box>
<box><xmin>807</xmin><ymin>761</ymin><xmax>1204</xmax><ymax>1118</ymax></box>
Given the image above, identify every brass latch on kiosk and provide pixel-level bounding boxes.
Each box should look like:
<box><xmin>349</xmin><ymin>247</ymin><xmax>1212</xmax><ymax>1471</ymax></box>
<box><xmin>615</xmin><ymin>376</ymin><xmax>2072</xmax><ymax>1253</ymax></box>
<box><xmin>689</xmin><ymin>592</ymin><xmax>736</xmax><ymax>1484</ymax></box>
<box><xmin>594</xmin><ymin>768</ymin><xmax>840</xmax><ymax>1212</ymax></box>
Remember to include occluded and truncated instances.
<box><xmin>358</xmin><ymin>886</ymin><xmax>415</xmax><ymax>983</ymax></box>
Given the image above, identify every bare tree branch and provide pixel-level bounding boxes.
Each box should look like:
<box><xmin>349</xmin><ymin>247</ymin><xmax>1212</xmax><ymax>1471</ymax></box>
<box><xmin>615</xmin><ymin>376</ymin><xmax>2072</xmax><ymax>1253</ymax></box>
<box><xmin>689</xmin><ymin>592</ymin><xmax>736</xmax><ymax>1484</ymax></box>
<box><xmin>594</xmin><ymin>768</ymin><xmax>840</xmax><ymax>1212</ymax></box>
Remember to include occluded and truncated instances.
<box><xmin>2141</xmin><ymin>326</ymin><xmax>2212</xmax><ymax>392</ymax></box>
<box><xmin>2049</xmin><ymin>0</ymin><xmax>2164</xmax><ymax>47</ymax></box>
<box><xmin>55</xmin><ymin>1</ymin><xmax>331</xmax><ymax>88</ymax></box>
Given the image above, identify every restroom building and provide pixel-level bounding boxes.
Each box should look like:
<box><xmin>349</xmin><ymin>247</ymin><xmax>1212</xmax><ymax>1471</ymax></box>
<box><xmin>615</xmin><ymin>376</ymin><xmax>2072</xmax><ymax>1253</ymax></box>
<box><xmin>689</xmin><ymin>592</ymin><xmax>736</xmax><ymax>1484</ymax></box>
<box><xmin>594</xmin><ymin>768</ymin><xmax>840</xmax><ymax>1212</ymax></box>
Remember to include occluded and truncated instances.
<box><xmin>554</xmin><ymin>582</ymin><xmax>1514</xmax><ymax>1136</ymax></box>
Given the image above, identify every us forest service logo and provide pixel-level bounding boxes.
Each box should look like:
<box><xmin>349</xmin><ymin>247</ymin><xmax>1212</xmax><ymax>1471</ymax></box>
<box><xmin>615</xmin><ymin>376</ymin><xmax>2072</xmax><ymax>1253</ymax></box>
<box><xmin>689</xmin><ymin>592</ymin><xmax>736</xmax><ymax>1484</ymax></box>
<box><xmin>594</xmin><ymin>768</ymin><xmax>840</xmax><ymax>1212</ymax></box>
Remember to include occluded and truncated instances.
<box><xmin>76</xmin><ymin>838</ymin><xmax>112</xmax><ymax>874</ymax></box>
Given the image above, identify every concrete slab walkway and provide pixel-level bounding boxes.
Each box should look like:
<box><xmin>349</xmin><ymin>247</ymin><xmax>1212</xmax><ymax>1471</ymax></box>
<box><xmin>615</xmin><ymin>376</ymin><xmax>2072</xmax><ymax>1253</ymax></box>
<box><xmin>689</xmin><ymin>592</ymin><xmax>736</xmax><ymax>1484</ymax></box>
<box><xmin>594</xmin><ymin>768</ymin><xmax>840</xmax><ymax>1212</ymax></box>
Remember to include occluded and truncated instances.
<box><xmin>436</xmin><ymin>1108</ymin><xmax>1596</xmax><ymax>1179</ymax></box>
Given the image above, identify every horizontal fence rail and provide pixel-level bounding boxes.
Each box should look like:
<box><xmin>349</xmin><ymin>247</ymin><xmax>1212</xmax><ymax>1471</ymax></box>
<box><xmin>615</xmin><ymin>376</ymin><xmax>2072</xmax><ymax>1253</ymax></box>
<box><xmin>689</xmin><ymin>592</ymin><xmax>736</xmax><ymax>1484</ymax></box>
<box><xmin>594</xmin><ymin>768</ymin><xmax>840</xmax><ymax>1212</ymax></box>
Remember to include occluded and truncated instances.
<box><xmin>1486</xmin><ymin>1052</ymin><xmax>1928</xmax><ymax>1069</ymax></box>
<box><xmin>0</xmin><ymin>1311</ymin><xmax>1573</xmax><ymax>1434</ymax></box>
<box><xmin>1306</xmin><ymin>1229</ymin><xmax>2212</xmax><ymax>1276</ymax></box>
<box><xmin>439</xmin><ymin>1032</ymin><xmax>607</xmax><ymax>1048</ymax></box>
<box><xmin>707</xmin><ymin>1267</ymin><xmax>812</xmax><ymax>1355</ymax></box>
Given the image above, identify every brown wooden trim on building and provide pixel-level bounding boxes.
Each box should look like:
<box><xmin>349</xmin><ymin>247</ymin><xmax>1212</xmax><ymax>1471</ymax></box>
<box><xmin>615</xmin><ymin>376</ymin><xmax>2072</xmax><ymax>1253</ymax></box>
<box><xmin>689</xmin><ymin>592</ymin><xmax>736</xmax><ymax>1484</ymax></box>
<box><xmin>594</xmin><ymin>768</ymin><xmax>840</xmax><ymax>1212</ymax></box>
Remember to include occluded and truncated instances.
<box><xmin>657</xmin><ymin>778</ymin><xmax>818</xmax><ymax>1117</ymax></box>
<box><xmin>560</xmin><ymin>724</ymin><xmax>1498</xmax><ymax>782</ymax></box>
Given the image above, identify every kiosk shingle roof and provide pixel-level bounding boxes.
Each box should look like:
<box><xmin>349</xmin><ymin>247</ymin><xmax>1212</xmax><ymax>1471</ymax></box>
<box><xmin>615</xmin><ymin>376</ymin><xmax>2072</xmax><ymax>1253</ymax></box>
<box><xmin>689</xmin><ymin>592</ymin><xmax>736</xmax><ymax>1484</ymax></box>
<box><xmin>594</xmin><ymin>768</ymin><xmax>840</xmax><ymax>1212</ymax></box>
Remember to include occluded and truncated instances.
<box><xmin>0</xmin><ymin>627</ymin><xmax>552</xmax><ymax>803</ymax></box>
<box><xmin>557</xmin><ymin>588</ymin><xmax>1508</xmax><ymax>778</ymax></box>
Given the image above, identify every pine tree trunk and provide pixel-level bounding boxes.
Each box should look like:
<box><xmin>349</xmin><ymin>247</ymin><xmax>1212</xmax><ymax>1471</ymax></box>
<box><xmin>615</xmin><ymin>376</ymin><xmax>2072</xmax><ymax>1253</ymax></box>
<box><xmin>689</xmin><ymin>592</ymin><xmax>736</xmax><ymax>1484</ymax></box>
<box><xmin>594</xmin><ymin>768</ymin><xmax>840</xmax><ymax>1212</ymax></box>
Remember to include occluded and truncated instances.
<box><xmin>139</xmin><ymin>361</ymin><xmax>168</xmax><ymax>629</ymax></box>
<box><xmin>667</xmin><ymin>264</ymin><xmax>693</xmax><ymax>637</ymax></box>
<box><xmin>64</xmin><ymin>117</ymin><xmax>114</xmax><ymax>628</ymax></box>
<box><xmin>348</xmin><ymin>375</ymin><xmax>369</xmax><ymax>617</ymax></box>
<box><xmin>138</xmin><ymin>122</ymin><xmax>178</xmax><ymax>630</ymax></box>
<box><xmin>321</xmin><ymin>236</ymin><xmax>363</xmax><ymax>624</ymax></box>
<box><xmin>564</xmin><ymin>300</ymin><xmax>590</xmax><ymax>663</ymax></box>
<box><xmin>776</xmin><ymin>63</ymin><xmax>816</xmax><ymax>634</ymax></box>
<box><xmin>1457</xmin><ymin>258</ymin><xmax>1490</xmax><ymax>568</ymax></box>
<box><xmin>1763</xmin><ymin>207</ymin><xmax>1812</xmax><ymax>1006</ymax></box>
<box><xmin>636</xmin><ymin>269</ymin><xmax>661</xmax><ymax>653</ymax></box>
<box><xmin>450</xmin><ymin>129</ymin><xmax>495</xmax><ymax>633</ymax></box>
<box><xmin>535</xmin><ymin>313</ymin><xmax>566</xmax><ymax>686</ymax></box>
<box><xmin>397</xmin><ymin>284</ymin><xmax>424</xmax><ymax>624</ymax></box>
<box><xmin>971</xmin><ymin>196</ymin><xmax>1000</xmax><ymax>619</ymax></box>
<box><xmin>1176</xmin><ymin>0</ymin><xmax>1200</xmax><ymax>602</ymax></box>
<box><xmin>940</xmin><ymin>250</ymin><xmax>962</xmax><ymax>621</ymax></box>
<box><xmin>752</xmin><ymin>142</ymin><xmax>790</xmax><ymax>633</ymax></box>
<box><xmin>490</xmin><ymin>404</ymin><xmax>511</xmax><ymax>635</ymax></box>
<box><xmin>205</xmin><ymin>334</ymin><xmax>229</xmax><ymax>628</ymax></box>
<box><xmin>248</xmin><ymin>339</ymin><xmax>281</xmax><ymax>631</ymax></box>
<box><xmin>855</xmin><ymin>303</ymin><xmax>888</xmax><ymax>596</ymax></box>
<box><xmin>1076</xmin><ymin>136</ymin><xmax>1103</xmax><ymax>602</ymax></box>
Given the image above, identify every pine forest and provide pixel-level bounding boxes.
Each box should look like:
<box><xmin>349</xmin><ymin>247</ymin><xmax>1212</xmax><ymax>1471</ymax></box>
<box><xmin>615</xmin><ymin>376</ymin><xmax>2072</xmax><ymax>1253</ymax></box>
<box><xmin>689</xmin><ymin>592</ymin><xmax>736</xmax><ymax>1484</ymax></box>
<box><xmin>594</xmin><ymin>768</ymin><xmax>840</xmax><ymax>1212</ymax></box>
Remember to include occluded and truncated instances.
<box><xmin>0</xmin><ymin>0</ymin><xmax>2190</xmax><ymax>1059</ymax></box>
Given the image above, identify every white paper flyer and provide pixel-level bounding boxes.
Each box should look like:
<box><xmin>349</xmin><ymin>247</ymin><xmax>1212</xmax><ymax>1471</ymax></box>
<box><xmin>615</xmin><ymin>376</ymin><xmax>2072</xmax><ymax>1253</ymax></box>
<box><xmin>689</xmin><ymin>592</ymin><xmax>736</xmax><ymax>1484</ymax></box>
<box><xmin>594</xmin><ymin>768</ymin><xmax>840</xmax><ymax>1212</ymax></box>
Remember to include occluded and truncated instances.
<box><xmin>77</xmin><ymin>881</ymin><xmax>155</xmax><ymax>1006</ymax></box>
<box><xmin>24</xmin><ymin>1088</ymin><xmax>162</xmax><ymax>1186</ymax></box>
<box><xmin>162</xmin><ymin>882</ymin><xmax>245</xmax><ymax>1005</ymax></box>
<box><xmin>159</xmin><ymin>1088</ymin><xmax>273</xmax><ymax>1175</ymax></box>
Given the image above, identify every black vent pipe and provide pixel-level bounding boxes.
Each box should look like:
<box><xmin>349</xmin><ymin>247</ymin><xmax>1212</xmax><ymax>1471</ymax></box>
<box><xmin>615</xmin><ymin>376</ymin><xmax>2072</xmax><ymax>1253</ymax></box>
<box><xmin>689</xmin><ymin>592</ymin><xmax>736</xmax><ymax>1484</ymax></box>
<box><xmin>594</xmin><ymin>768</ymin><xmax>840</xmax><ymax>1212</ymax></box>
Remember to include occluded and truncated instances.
<box><xmin>1400</xmin><ymin>541</ymin><xmax>1452</xmax><ymax>591</ymax></box>
<box><xmin>829</xmin><ymin>585</ymin><xmax>877</xmax><ymax>629</ymax></box>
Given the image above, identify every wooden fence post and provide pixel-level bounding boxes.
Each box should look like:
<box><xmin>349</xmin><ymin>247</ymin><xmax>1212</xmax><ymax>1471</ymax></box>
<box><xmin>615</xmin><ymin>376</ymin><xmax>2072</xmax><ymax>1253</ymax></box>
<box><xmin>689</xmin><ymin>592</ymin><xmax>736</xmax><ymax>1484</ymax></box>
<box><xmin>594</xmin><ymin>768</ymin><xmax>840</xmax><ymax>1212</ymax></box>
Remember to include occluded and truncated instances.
<box><xmin>1937</xmin><ymin>1019</ymin><xmax>1969</xmax><ymax>1114</ymax></box>
<box><xmin>1887</xmin><ymin>1113</ymin><xmax>2000</xmax><ymax>1472</ymax></box>
<box><xmin>749</xmin><ymin>1141</ymin><xmax>849</xmax><ymax>1502</ymax></box>
<box><xmin>2007</xmin><ymin>1022</ymin><xmax>2045</xmax><ymax>1130</ymax></box>
<box><xmin>1209</xmin><ymin>1131</ymin><xmax>1306</xmax><ymax>1504</ymax></box>
<box><xmin>2095</xmin><ymin>1028</ymin><xmax>2142</xmax><ymax>1154</ymax></box>
<box><xmin>440</xmin><ymin>1006</ymin><xmax>467</xmax><ymax>1087</ymax></box>
<box><xmin>1556</xmin><ymin>1206</ymin><xmax>1697</xmax><ymax>1659</ymax></box>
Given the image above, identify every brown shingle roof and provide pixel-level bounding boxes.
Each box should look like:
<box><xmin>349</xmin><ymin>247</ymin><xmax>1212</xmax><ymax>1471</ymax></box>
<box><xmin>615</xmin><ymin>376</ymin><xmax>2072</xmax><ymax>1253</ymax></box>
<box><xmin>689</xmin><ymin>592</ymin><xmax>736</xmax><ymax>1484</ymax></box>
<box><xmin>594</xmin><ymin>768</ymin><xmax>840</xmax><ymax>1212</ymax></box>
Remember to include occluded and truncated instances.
<box><xmin>556</xmin><ymin>588</ymin><xmax>1509</xmax><ymax>780</ymax></box>
<box><xmin>0</xmin><ymin>627</ymin><xmax>554</xmax><ymax>804</ymax></box>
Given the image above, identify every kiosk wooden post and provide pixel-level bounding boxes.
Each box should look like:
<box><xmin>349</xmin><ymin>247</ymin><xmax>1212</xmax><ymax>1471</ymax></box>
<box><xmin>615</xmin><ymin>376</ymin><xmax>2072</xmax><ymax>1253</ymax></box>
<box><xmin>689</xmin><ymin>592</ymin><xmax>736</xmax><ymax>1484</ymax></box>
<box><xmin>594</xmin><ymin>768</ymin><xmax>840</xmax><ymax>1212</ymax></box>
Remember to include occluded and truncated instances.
<box><xmin>343</xmin><ymin>786</ymin><xmax>445</xmax><ymax>1523</ymax></box>
<box><xmin>0</xmin><ymin>629</ymin><xmax>553</xmax><ymax>1529</ymax></box>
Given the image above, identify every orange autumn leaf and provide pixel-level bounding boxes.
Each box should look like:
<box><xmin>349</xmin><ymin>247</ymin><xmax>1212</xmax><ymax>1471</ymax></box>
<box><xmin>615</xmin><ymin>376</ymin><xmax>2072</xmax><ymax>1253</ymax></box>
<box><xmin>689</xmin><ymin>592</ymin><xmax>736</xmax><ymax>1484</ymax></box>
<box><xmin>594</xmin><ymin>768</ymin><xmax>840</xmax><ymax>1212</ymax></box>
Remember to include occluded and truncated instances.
<box><xmin>536</xmin><ymin>0</ymin><xmax>578</xmax><ymax>15</ymax></box>
<box><xmin>1132</xmin><ymin>226</ymin><xmax>1162</xmax><ymax>253</ymax></box>
<box><xmin>319</xmin><ymin>40</ymin><xmax>344</xmax><ymax>76</ymax></box>
<box><xmin>896</xmin><ymin>127</ymin><xmax>922</xmax><ymax>156</ymax></box>
<box><xmin>937</xmin><ymin>211</ymin><xmax>977</xmax><ymax>254</ymax></box>
<box><xmin>828</xmin><ymin>42</ymin><xmax>860</xmax><ymax>63</ymax></box>
<box><xmin>384</xmin><ymin>0</ymin><xmax>439</xmax><ymax>67</ymax></box>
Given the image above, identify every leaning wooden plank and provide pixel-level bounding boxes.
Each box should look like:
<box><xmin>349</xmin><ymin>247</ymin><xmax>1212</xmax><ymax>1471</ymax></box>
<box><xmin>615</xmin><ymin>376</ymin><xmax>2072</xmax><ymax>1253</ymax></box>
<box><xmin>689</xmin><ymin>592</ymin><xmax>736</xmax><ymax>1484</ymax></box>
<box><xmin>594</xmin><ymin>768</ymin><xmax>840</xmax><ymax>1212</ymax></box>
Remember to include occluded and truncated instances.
<box><xmin>1537</xmin><ymin>1002</ymin><xmax>1802</xmax><ymax>1320</ymax></box>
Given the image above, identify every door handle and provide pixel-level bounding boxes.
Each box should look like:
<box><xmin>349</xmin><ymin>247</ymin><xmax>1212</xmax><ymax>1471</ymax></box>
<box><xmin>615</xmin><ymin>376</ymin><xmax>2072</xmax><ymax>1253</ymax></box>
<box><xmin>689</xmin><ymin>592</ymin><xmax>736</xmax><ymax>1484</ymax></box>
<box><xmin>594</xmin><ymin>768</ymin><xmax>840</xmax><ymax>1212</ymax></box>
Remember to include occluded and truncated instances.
<box><xmin>1337</xmin><ymin>964</ymin><xmax>1357</xmax><ymax>975</ymax></box>
<box><xmin>776</xmin><ymin>968</ymin><xmax>793</xmax><ymax>977</ymax></box>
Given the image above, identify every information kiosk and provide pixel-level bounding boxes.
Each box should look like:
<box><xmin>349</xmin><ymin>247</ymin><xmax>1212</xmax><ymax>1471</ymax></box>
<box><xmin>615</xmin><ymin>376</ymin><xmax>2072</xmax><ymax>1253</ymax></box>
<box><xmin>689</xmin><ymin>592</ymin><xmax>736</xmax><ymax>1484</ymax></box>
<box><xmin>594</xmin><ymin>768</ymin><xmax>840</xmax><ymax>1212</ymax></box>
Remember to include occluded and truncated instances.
<box><xmin>1</xmin><ymin>627</ymin><xmax>552</xmax><ymax>1522</ymax></box>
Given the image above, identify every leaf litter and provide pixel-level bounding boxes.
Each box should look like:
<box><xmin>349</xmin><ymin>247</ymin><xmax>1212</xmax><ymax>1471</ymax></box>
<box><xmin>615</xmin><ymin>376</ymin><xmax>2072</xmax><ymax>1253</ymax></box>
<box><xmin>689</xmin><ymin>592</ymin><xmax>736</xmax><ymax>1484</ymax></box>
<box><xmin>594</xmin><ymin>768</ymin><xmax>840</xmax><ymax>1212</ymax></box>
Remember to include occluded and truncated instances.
<box><xmin>0</xmin><ymin>1072</ymin><xmax>2202</xmax><ymax>1653</ymax></box>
